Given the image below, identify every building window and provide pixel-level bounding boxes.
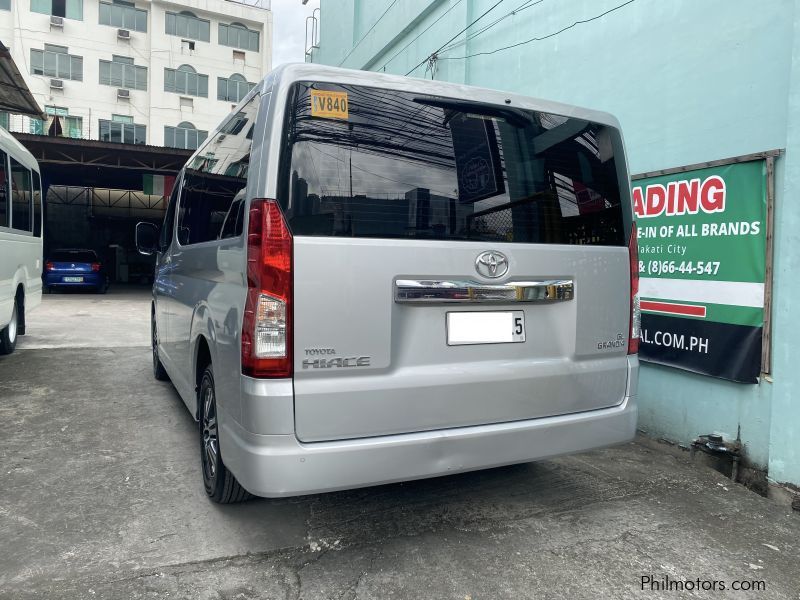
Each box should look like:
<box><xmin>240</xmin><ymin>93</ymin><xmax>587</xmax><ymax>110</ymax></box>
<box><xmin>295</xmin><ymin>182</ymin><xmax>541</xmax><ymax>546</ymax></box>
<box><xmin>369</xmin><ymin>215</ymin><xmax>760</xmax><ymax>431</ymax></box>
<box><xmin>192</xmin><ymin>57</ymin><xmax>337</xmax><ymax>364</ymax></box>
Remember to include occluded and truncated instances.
<box><xmin>30</xmin><ymin>0</ymin><xmax>83</xmax><ymax>20</ymax></box>
<box><xmin>99</xmin><ymin>0</ymin><xmax>146</xmax><ymax>32</ymax></box>
<box><xmin>164</xmin><ymin>122</ymin><xmax>208</xmax><ymax>150</ymax></box>
<box><xmin>99</xmin><ymin>55</ymin><xmax>147</xmax><ymax>90</ymax></box>
<box><xmin>44</xmin><ymin>105</ymin><xmax>82</xmax><ymax>138</ymax></box>
<box><xmin>165</xmin><ymin>10</ymin><xmax>209</xmax><ymax>42</ymax></box>
<box><xmin>31</xmin><ymin>45</ymin><xmax>83</xmax><ymax>80</ymax></box>
<box><xmin>99</xmin><ymin>118</ymin><xmax>146</xmax><ymax>145</ymax></box>
<box><xmin>63</xmin><ymin>116</ymin><xmax>82</xmax><ymax>138</ymax></box>
<box><xmin>0</xmin><ymin>0</ymin><xmax>10</xmax><ymax>11</ymax></box>
<box><xmin>0</xmin><ymin>112</ymin><xmax>9</xmax><ymax>129</ymax></box>
<box><xmin>29</xmin><ymin>118</ymin><xmax>44</xmax><ymax>135</ymax></box>
<box><xmin>217</xmin><ymin>74</ymin><xmax>255</xmax><ymax>103</ymax></box>
<box><xmin>219</xmin><ymin>22</ymin><xmax>258</xmax><ymax>52</ymax></box>
<box><xmin>164</xmin><ymin>64</ymin><xmax>208</xmax><ymax>98</ymax></box>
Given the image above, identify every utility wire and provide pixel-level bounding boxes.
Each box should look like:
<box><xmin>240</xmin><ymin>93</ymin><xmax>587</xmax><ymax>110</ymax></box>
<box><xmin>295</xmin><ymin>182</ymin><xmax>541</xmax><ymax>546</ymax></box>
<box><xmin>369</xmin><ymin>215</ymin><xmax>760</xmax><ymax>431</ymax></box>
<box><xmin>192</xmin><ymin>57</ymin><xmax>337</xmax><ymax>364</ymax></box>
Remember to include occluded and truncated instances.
<box><xmin>437</xmin><ymin>0</ymin><xmax>637</xmax><ymax>62</ymax></box>
<box><xmin>337</xmin><ymin>0</ymin><xmax>400</xmax><ymax>67</ymax></box>
<box><xmin>439</xmin><ymin>0</ymin><xmax>545</xmax><ymax>53</ymax></box>
<box><xmin>379</xmin><ymin>0</ymin><xmax>465</xmax><ymax>72</ymax></box>
<box><xmin>404</xmin><ymin>0</ymin><xmax>505</xmax><ymax>76</ymax></box>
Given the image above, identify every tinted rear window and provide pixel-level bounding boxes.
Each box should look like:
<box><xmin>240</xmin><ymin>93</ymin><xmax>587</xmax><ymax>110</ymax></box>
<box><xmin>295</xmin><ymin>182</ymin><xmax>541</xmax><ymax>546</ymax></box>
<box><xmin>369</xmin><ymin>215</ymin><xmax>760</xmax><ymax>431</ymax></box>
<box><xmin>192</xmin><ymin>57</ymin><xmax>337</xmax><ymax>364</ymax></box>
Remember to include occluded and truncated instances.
<box><xmin>51</xmin><ymin>250</ymin><xmax>97</xmax><ymax>263</ymax></box>
<box><xmin>279</xmin><ymin>82</ymin><xmax>626</xmax><ymax>245</ymax></box>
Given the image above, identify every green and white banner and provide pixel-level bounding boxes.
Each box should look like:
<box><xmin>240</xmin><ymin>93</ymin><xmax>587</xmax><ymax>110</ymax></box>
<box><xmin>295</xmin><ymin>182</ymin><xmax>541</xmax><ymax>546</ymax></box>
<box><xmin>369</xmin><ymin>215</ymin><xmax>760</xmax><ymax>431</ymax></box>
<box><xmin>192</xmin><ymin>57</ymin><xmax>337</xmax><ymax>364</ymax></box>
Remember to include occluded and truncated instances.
<box><xmin>632</xmin><ymin>160</ymin><xmax>767</xmax><ymax>383</ymax></box>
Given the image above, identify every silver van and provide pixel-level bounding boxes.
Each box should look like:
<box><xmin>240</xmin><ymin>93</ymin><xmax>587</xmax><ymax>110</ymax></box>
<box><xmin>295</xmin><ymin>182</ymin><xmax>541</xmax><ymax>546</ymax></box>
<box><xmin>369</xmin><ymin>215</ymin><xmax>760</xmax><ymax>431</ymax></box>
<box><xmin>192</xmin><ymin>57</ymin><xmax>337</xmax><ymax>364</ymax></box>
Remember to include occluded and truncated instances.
<box><xmin>136</xmin><ymin>64</ymin><xmax>639</xmax><ymax>503</ymax></box>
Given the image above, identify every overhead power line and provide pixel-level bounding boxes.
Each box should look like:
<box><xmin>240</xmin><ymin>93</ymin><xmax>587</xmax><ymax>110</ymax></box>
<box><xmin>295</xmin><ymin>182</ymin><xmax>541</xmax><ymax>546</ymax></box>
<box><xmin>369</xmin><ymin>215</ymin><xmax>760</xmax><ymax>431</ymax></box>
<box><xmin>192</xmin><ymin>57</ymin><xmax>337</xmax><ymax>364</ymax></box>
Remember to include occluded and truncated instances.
<box><xmin>437</xmin><ymin>0</ymin><xmax>638</xmax><ymax>62</ymax></box>
<box><xmin>338</xmin><ymin>0</ymin><xmax>400</xmax><ymax>67</ymax></box>
<box><xmin>405</xmin><ymin>0</ymin><xmax>505</xmax><ymax>76</ymax></box>
<box><xmin>379</xmin><ymin>0</ymin><xmax>465</xmax><ymax>72</ymax></box>
<box><xmin>439</xmin><ymin>0</ymin><xmax>546</xmax><ymax>54</ymax></box>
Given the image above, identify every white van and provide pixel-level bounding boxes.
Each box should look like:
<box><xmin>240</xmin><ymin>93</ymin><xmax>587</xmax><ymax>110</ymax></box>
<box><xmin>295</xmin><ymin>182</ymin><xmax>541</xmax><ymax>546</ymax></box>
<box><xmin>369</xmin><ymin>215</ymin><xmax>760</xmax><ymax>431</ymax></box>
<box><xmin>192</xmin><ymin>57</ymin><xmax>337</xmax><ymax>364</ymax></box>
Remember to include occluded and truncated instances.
<box><xmin>0</xmin><ymin>127</ymin><xmax>43</xmax><ymax>354</ymax></box>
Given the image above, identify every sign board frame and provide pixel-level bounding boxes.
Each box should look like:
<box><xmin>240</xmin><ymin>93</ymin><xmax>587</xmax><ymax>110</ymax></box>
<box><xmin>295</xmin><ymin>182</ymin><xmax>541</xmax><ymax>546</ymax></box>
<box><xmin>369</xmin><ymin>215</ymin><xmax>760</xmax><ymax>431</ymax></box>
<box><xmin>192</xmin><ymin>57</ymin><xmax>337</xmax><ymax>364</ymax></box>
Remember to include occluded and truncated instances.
<box><xmin>631</xmin><ymin>149</ymin><xmax>780</xmax><ymax>382</ymax></box>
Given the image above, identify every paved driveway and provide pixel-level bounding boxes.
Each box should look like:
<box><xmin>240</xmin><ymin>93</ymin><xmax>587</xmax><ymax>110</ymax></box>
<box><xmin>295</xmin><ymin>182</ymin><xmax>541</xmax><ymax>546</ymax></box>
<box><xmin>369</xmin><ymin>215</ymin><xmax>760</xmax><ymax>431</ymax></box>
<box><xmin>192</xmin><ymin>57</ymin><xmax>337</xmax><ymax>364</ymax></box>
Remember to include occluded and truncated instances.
<box><xmin>1</xmin><ymin>288</ymin><xmax>798</xmax><ymax>599</ymax></box>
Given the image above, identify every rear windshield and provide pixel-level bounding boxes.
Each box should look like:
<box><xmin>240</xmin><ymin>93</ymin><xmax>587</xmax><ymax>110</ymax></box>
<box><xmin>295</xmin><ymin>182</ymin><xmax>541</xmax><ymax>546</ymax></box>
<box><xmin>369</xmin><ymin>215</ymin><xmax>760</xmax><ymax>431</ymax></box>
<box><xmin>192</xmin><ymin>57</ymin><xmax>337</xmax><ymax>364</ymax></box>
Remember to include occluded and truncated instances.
<box><xmin>51</xmin><ymin>250</ymin><xmax>97</xmax><ymax>262</ymax></box>
<box><xmin>279</xmin><ymin>82</ymin><xmax>626</xmax><ymax>246</ymax></box>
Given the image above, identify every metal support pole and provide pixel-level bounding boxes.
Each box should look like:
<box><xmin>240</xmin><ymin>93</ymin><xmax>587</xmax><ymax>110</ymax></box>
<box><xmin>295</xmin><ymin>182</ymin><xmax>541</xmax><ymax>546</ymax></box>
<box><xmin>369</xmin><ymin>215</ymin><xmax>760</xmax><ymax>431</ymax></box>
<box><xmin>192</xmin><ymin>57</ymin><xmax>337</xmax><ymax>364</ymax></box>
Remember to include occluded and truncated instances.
<box><xmin>762</xmin><ymin>155</ymin><xmax>776</xmax><ymax>374</ymax></box>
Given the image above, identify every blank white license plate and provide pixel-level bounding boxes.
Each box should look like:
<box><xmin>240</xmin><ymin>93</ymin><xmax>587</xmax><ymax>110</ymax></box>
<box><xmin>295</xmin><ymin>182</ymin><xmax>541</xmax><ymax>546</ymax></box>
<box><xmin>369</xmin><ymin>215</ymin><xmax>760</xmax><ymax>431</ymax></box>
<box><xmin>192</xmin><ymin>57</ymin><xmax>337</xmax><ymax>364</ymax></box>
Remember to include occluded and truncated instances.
<box><xmin>447</xmin><ymin>311</ymin><xmax>526</xmax><ymax>346</ymax></box>
<box><xmin>63</xmin><ymin>276</ymin><xmax>83</xmax><ymax>283</ymax></box>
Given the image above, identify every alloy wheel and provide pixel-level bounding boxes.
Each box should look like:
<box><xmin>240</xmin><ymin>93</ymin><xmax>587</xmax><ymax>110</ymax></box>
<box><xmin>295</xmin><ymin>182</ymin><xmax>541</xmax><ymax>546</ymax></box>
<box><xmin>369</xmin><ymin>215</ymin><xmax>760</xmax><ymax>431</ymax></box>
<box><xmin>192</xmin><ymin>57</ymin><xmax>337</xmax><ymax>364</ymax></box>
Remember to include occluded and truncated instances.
<box><xmin>151</xmin><ymin>320</ymin><xmax>159</xmax><ymax>373</ymax></box>
<box><xmin>201</xmin><ymin>383</ymin><xmax>219</xmax><ymax>484</ymax></box>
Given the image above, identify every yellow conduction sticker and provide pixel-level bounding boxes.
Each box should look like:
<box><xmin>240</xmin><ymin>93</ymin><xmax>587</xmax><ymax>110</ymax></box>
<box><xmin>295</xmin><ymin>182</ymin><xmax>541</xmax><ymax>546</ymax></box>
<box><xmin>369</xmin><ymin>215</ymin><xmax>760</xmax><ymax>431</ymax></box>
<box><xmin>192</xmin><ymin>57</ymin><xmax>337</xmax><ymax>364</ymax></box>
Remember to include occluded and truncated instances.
<box><xmin>310</xmin><ymin>90</ymin><xmax>349</xmax><ymax>119</ymax></box>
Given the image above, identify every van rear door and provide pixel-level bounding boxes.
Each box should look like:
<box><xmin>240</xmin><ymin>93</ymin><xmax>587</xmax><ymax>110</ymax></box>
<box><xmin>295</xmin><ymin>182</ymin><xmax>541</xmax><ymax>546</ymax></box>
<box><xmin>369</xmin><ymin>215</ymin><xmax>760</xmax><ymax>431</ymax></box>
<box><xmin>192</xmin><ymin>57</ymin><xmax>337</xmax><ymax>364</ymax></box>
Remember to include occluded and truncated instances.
<box><xmin>280</xmin><ymin>82</ymin><xmax>632</xmax><ymax>442</ymax></box>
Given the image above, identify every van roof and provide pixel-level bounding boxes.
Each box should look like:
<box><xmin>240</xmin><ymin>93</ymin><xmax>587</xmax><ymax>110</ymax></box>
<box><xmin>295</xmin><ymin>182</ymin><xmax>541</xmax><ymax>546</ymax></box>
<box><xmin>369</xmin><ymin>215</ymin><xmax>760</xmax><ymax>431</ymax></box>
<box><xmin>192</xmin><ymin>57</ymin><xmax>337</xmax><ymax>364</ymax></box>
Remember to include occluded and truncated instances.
<box><xmin>0</xmin><ymin>126</ymin><xmax>40</xmax><ymax>172</ymax></box>
<box><xmin>263</xmin><ymin>63</ymin><xmax>622</xmax><ymax>130</ymax></box>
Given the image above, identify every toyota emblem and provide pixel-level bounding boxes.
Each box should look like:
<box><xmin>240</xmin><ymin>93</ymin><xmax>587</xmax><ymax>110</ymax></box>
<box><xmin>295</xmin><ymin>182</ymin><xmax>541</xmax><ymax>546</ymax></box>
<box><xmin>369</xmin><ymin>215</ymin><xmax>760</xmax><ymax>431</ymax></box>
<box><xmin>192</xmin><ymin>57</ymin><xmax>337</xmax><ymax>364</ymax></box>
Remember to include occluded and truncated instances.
<box><xmin>475</xmin><ymin>251</ymin><xmax>509</xmax><ymax>279</ymax></box>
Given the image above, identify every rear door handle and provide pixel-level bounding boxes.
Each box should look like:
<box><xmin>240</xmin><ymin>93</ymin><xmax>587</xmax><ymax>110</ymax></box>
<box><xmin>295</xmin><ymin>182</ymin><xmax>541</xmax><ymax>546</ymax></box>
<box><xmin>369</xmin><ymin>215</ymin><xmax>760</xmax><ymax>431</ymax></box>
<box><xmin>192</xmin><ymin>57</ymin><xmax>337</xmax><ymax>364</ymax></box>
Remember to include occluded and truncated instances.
<box><xmin>395</xmin><ymin>279</ymin><xmax>575</xmax><ymax>303</ymax></box>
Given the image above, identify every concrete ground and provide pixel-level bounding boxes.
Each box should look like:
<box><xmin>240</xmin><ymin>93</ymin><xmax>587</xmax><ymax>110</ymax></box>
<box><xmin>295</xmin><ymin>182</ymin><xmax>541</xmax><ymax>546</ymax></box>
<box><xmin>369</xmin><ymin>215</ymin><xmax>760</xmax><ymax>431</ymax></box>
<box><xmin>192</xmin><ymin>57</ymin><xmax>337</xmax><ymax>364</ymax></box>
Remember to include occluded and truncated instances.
<box><xmin>21</xmin><ymin>286</ymin><xmax>151</xmax><ymax>349</ymax></box>
<box><xmin>1</xmin><ymin>288</ymin><xmax>798</xmax><ymax>599</ymax></box>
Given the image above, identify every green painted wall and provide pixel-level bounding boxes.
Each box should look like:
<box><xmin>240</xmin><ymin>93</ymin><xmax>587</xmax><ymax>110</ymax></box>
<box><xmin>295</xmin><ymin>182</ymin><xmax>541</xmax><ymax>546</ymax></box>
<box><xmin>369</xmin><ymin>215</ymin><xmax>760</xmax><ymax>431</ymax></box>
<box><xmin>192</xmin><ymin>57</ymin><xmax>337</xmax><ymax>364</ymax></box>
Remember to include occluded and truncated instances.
<box><xmin>768</xmin><ymin>10</ymin><xmax>800</xmax><ymax>486</ymax></box>
<box><xmin>312</xmin><ymin>0</ymin><xmax>800</xmax><ymax>484</ymax></box>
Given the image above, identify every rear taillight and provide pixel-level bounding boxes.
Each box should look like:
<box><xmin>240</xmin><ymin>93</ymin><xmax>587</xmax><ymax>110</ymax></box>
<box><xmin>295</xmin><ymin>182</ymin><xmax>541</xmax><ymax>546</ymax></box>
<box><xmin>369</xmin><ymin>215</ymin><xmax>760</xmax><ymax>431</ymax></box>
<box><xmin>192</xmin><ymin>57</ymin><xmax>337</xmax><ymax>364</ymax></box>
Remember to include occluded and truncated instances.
<box><xmin>91</xmin><ymin>263</ymin><xmax>101</xmax><ymax>272</ymax></box>
<box><xmin>628</xmin><ymin>222</ymin><xmax>640</xmax><ymax>354</ymax></box>
<box><xmin>241</xmin><ymin>199</ymin><xmax>293</xmax><ymax>378</ymax></box>
<box><xmin>45</xmin><ymin>261</ymin><xmax>54</xmax><ymax>271</ymax></box>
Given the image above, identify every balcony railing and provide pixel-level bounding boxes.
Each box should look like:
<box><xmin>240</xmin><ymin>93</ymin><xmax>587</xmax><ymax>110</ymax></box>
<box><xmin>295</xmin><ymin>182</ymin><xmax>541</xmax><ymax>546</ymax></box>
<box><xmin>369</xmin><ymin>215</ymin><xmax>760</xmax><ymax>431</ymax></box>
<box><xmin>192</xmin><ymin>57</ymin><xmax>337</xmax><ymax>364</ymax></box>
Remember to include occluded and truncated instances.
<box><xmin>2</xmin><ymin>111</ymin><xmax>92</xmax><ymax>141</ymax></box>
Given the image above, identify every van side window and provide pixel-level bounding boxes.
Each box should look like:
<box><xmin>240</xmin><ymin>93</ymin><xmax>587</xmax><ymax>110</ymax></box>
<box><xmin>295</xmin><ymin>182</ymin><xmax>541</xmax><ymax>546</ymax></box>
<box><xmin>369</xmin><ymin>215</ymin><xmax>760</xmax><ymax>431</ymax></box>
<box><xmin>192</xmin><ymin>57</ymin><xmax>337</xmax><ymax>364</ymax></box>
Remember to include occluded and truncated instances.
<box><xmin>159</xmin><ymin>178</ymin><xmax>181</xmax><ymax>250</ymax></box>
<box><xmin>219</xmin><ymin>195</ymin><xmax>245</xmax><ymax>239</ymax></box>
<box><xmin>33</xmin><ymin>172</ymin><xmax>42</xmax><ymax>238</ymax></box>
<box><xmin>0</xmin><ymin>150</ymin><xmax>7</xmax><ymax>228</ymax></box>
<box><xmin>177</xmin><ymin>93</ymin><xmax>260</xmax><ymax>245</ymax></box>
<box><xmin>10</xmin><ymin>158</ymin><xmax>32</xmax><ymax>233</ymax></box>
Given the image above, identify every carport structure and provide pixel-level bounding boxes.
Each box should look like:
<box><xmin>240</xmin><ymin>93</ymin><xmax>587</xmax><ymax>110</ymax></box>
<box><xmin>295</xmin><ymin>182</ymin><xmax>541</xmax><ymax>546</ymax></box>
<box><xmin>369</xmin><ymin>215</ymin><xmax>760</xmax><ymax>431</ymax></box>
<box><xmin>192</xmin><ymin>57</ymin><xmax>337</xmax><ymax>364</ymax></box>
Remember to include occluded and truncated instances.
<box><xmin>12</xmin><ymin>133</ymin><xmax>193</xmax><ymax>284</ymax></box>
<box><xmin>0</xmin><ymin>42</ymin><xmax>44</xmax><ymax>120</ymax></box>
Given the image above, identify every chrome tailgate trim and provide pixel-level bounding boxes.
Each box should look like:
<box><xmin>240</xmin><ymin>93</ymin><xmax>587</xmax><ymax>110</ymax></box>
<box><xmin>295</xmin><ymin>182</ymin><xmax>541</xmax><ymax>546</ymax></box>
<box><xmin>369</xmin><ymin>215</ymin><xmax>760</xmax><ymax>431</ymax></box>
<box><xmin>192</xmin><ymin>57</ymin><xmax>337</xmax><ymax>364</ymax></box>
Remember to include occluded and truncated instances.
<box><xmin>395</xmin><ymin>279</ymin><xmax>575</xmax><ymax>303</ymax></box>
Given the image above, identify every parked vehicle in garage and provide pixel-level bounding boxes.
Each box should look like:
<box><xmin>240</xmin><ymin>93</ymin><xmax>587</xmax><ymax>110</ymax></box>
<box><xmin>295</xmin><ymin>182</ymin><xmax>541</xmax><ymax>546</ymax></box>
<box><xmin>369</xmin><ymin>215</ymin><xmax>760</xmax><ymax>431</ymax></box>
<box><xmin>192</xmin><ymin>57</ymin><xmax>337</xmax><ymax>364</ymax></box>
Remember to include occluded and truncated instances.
<box><xmin>43</xmin><ymin>249</ymin><xmax>108</xmax><ymax>294</ymax></box>
<box><xmin>137</xmin><ymin>64</ymin><xmax>639</xmax><ymax>503</ymax></box>
<box><xmin>0</xmin><ymin>127</ymin><xmax>43</xmax><ymax>355</ymax></box>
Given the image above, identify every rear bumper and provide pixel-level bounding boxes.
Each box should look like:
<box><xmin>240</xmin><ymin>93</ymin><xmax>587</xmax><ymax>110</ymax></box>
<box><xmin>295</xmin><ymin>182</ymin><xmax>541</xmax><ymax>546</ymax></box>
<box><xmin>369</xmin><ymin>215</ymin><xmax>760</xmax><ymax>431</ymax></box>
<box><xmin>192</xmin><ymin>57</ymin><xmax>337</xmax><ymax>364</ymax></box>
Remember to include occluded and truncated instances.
<box><xmin>220</xmin><ymin>394</ymin><xmax>638</xmax><ymax>498</ymax></box>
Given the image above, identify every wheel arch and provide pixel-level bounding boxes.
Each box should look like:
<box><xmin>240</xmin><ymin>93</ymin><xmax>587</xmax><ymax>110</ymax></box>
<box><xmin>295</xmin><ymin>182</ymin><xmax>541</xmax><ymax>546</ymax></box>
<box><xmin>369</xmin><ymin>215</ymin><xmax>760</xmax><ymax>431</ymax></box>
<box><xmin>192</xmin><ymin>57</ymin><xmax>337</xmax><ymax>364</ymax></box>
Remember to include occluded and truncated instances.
<box><xmin>193</xmin><ymin>334</ymin><xmax>213</xmax><ymax>420</ymax></box>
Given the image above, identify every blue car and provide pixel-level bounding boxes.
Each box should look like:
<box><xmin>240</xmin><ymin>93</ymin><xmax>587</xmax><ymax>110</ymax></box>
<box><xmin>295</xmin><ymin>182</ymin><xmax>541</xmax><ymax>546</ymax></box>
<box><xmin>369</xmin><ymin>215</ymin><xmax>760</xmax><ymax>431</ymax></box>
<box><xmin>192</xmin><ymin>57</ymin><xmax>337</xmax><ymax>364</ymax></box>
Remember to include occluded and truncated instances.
<box><xmin>44</xmin><ymin>249</ymin><xmax>108</xmax><ymax>294</ymax></box>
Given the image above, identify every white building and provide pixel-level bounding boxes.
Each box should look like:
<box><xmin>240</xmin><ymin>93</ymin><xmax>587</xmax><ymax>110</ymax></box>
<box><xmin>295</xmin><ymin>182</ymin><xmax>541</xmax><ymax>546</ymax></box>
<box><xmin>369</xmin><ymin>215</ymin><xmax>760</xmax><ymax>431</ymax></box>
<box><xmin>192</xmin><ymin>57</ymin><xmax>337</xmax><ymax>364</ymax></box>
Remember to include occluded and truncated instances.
<box><xmin>0</xmin><ymin>0</ymin><xmax>272</xmax><ymax>149</ymax></box>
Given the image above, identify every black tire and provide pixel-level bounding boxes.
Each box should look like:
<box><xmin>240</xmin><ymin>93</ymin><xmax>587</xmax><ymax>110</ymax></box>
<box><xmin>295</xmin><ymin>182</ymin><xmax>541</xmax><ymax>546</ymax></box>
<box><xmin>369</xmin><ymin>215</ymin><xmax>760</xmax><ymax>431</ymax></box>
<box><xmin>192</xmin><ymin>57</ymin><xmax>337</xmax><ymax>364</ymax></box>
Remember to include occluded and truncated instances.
<box><xmin>0</xmin><ymin>299</ymin><xmax>19</xmax><ymax>355</ymax></box>
<box><xmin>199</xmin><ymin>365</ymin><xmax>251</xmax><ymax>504</ymax></box>
<box><xmin>151</xmin><ymin>313</ymin><xmax>169</xmax><ymax>381</ymax></box>
<box><xmin>96</xmin><ymin>284</ymin><xmax>107</xmax><ymax>294</ymax></box>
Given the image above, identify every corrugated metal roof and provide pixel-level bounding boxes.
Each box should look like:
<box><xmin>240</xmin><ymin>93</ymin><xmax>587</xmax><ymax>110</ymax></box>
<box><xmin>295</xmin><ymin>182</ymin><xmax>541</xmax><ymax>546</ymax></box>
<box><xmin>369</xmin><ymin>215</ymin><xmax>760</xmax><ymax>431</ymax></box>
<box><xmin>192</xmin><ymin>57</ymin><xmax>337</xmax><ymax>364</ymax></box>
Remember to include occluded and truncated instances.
<box><xmin>0</xmin><ymin>41</ymin><xmax>45</xmax><ymax>120</ymax></box>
